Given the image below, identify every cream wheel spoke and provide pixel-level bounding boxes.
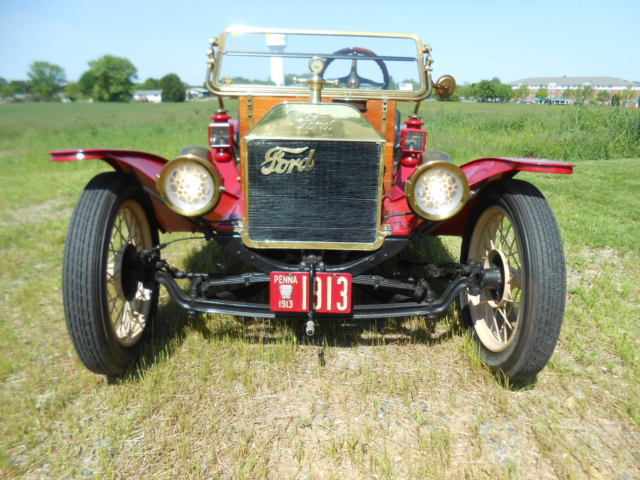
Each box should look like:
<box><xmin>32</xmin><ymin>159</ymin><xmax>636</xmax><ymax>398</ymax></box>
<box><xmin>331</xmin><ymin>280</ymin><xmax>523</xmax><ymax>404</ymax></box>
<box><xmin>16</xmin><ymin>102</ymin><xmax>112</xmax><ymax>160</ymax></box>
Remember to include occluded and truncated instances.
<box><xmin>498</xmin><ymin>307</ymin><xmax>513</xmax><ymax>330</ymax></box>
<box><xmin>467</xmin><ymin>206</ymin><xmax>524</xmax><ymax>353</ymax></box>
<box><xmin>111</xmin><ymin>300</ymin><xmax>125</xmax><ymax>332</ymax></box>
<box><xmin>123</xmin><ymin>210</ymin><xmax>137</xmax><ymax>245</ymax></box>
<box><xmin>491</xmin><ymin>313</ymin><xmax>500</xmax><ymax>339</ymax></box>
<box><xmin>104</xmin><ymin>200</ymin><xmax>154</xmax><ymax>347</ymax></box>
<box><xmin>113</xmin><ymin>216</ymin><xmax>127</xmax><ymax>247</ymax></box>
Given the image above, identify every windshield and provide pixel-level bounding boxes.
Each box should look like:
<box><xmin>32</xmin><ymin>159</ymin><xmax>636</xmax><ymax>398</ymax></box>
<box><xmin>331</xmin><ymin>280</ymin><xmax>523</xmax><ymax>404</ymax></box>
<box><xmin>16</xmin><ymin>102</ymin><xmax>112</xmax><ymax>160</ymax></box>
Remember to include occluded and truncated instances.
<box><xmin>211</xmin><ymin>27</ymin><xmax>427</xmax><ymax>100</ymax></box>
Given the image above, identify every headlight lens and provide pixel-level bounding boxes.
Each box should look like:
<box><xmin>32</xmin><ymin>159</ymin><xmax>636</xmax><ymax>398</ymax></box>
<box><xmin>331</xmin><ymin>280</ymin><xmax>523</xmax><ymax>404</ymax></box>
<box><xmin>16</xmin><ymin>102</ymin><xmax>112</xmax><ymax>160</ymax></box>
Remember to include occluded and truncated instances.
<box><xmin>406</xmin><ymin>161</ymin><xmax>469</xmax><ymax>221</ymax></box>
<box><xmin>158</xmin><ymin>155</ymin><xmax>221</xmax><ymax>216</ymax></box>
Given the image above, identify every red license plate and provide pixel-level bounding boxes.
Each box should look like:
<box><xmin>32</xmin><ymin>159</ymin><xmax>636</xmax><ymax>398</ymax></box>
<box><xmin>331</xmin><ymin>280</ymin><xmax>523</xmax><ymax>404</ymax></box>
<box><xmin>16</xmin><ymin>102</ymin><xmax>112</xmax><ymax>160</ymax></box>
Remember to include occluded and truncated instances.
<box><xmin>269</xmin><ymin>272</ymin><xmax>352</xmax><ymax>313</ymax></box>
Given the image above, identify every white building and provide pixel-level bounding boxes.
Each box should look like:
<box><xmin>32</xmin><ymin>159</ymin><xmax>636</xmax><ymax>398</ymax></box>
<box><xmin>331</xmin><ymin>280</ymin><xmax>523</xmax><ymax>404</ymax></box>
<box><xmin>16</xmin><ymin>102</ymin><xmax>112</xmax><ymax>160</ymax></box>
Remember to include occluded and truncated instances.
<box><xmin>510</xmin><ymin>76</ymin><xmax>640</xmax><ymax>105</ymax></box>
<box><xmin>186</xmin><ymin>87</ymin><xmax>210</xmax><ymax>100</ymax></box>
<box><xmin>132</xmin><ymin>89</ymin><xmax>162</xmax><ymax>103</ymax></box>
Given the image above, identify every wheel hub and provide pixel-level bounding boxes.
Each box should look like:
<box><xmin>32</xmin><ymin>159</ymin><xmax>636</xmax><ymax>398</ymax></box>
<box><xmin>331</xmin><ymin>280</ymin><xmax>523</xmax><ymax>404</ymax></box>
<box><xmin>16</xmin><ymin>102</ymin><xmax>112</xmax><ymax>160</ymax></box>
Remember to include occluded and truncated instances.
<box><xmin>114</xmin><ymin>243</ymin><xmax>140</xmax><ymax>301</ymax></box>
<box><xmin>485</xmin><ymin>249</ymin><xmax>510</xmax><ymax>308</ymax></box>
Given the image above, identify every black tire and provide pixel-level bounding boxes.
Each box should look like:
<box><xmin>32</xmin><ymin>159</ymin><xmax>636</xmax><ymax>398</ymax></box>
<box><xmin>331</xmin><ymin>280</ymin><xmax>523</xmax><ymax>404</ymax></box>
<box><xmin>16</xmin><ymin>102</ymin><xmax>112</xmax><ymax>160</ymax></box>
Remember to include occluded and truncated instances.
<box><xmin>460</xmin><ymin>179</ymin><xmax>566</xmax><ymax>381</ymax></box>
<box><xmin>63</xmin><ymin>172</ymin><xmax>159</xmax><ymax>376</ymax></box>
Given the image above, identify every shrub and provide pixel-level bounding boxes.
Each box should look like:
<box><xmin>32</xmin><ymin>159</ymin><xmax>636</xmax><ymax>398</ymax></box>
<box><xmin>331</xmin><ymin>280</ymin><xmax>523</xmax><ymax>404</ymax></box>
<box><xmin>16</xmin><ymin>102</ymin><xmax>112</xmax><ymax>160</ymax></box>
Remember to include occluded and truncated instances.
<box><xmin>160</xmin><ymin>74</ymin><xmax>185</xmax><ymax>102</ymax></box>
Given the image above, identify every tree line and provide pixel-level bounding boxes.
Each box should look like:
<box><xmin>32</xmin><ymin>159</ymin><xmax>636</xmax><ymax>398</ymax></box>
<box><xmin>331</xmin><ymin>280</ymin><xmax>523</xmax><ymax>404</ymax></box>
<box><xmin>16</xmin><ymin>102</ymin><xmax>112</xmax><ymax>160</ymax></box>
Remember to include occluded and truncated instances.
<box><xmin>0</xmin><ymin>56</ymin><xmax>188</xmax><ymax>102</ymax></box>
<box><xmin>455</xmin><ymin>77</ymin><xmax>635</xmax><ymax>105</ymax></box>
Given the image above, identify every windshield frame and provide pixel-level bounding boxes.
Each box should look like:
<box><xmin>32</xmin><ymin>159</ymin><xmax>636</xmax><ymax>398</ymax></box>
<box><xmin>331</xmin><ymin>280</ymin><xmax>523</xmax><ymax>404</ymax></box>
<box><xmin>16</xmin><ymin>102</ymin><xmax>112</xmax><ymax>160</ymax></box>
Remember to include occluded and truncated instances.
<box><xmin>208</xmin><ymin>26</ymin><xmax>429</xmax><ymax>101</ymax></box>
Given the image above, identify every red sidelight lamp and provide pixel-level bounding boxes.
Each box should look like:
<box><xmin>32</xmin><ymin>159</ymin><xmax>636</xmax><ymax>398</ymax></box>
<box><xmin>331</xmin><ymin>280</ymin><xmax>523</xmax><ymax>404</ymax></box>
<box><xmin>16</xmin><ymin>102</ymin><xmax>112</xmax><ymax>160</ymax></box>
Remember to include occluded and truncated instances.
<box><xmin>400</xmin><ymin>114</ymin><xmax>427</xmax><ymax>167</ymax></box>
<box><xmin>208</xmin><ymin>109</ymin><xmax>234</xmax><ymax>162</ymax></box>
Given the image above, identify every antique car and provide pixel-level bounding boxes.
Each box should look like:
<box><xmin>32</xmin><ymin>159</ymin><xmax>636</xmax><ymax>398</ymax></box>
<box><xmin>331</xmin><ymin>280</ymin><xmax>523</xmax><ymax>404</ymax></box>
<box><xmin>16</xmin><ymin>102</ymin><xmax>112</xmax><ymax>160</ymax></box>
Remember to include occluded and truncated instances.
<box><xmin>52</xmin><ymin>27</ymin><xmax>574</xmax><ymax>380</ymax></box>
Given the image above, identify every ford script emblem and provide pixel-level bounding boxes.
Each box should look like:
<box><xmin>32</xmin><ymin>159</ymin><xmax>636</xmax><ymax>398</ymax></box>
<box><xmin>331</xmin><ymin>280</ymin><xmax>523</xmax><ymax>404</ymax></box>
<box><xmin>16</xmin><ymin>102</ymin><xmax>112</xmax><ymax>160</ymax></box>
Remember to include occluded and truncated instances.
<box><xmin>260</xmin><ymin>146</ymin><xmax>316</xmax><ymax>175</ymax></box>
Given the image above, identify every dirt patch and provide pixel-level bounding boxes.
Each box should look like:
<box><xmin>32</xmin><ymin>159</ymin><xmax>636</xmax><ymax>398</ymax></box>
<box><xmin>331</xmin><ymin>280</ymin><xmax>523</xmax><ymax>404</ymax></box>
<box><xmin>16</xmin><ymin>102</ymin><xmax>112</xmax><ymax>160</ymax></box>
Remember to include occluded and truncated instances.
<box><xmin>0</xmin><ymin>198</ymin><xmax>71</xmax><ymax>228</ymax></box>
<box><xmin>567</xmin><ymin>246</ymin><xmax>627</xmax><ymax>289</ymax></box>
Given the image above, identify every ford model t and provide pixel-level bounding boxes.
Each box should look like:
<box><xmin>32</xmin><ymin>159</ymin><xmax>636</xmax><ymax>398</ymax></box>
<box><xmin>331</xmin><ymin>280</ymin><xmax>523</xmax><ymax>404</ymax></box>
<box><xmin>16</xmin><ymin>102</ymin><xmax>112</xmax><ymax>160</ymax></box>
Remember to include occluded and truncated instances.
<box><xmin>52</xmin><ymin>27</ymin><xmax>574</xmax><ymax>379</ymax></box>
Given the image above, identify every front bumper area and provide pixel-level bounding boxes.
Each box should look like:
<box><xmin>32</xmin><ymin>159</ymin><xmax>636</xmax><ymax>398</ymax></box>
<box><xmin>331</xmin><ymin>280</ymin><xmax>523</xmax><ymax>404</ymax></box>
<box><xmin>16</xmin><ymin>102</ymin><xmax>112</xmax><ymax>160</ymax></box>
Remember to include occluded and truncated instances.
<box><xmin>154</xmin><ymin>262</ymin><xmax>492</xmax><ymax>321</ymax></box>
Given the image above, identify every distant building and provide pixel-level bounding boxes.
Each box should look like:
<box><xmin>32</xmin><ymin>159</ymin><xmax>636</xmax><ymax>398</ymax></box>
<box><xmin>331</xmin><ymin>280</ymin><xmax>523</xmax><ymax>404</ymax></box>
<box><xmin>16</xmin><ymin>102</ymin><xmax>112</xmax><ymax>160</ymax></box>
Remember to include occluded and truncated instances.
<box><xmin>186</xmin><ymin>87</ymin><xmax>210</xmax><ymax>100</ymax></box>
<box><xmin>132</xmin><ymin>89</ymin><xmax>162</xmax><ymax>103</ymax></box>
<box><xmin>2</xmin><ymin>93</ymin><xmax>34</xmax><ymax>103</ymax></box>
<box><xmin>510</xmin><ymin>77</ymin><xmax>640</xmax><ymax>106</ymax></box>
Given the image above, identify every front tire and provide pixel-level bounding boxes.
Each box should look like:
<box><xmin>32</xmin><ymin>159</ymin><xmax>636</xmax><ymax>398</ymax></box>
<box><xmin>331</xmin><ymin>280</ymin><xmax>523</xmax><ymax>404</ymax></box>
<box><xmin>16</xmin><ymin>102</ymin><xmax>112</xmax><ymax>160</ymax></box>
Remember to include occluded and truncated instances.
<box><xmin>63</xmin><ymin>172</ymin><xmax>158</xmax><ymax>376</ymax></box>
<box><xmin>460</xmin><ymin>179</ymin><xmax>566</xmax><ymax>381</ymax></box>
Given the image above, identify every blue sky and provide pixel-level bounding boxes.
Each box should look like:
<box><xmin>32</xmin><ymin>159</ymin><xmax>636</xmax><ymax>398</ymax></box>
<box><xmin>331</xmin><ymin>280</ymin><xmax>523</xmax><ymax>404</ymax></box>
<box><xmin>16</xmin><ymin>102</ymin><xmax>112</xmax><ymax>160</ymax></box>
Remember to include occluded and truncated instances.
<box><xmin>1</xmin><ymin>0</ymin><xmax>638</xmax><ymax>86</ymax></box>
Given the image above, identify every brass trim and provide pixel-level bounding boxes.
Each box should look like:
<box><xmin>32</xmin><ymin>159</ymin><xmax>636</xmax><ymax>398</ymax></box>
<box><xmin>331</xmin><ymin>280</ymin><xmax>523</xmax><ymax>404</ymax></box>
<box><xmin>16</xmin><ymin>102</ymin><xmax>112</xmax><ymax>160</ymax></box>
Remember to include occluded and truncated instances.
<box><xmin>157</xmin><ymin>154</ymin><xmax>222</xmax><ymax>217</ymax></box>
<box><xmin>381</xmin><ymin>99</ymin><xmax>388</xmax><ymax>137</ymax></box>
<box><xmin>405</xmin><ymin>160</ymin><xmax>470</xmax><ymax>221</ymax></box>
<box><xmin>245</xmin><ymin>135</ymin><xmax>385</xmax><ymax>142</ymax></box>
<box><xmin>243</xmin><ymin>102</ymin><xmax>385</xmax><ymax>141</ymax></box>
<box><xmin>239</xmin><ymin>233</ymin><xmax>388</xmax><ymax>251</ymax></box>
<box><xmin>247</xmin><ymin>96</ymin><xmax>254</xmax><ymax>128</ymax></box>
<box><xmin>208</xmin><ymin>27</ymin><xmax>428</xmax><ymax>101</ymax></box>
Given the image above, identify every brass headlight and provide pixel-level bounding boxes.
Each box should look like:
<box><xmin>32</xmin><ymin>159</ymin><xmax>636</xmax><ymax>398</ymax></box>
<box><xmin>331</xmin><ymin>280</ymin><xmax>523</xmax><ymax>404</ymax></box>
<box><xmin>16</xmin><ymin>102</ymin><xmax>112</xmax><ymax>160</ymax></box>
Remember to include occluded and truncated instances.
<box><xmin>406</xmin><ymin>160</ymin><xmax>469</xmax><ymax>221</ymax></box>
<box><xmin>158</xmin><ymin>155</ymin><xmax>222</xmax><ymax>216</ymax></box>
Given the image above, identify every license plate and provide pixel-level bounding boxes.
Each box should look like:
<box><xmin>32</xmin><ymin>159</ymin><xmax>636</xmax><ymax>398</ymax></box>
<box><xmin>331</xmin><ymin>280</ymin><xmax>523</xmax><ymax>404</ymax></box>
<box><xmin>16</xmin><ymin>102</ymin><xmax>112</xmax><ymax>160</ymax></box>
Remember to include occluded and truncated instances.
<box><xmin>269</xmin><ymin>272</ymin><xmax>352</xmax><ymax>313</ymax></box>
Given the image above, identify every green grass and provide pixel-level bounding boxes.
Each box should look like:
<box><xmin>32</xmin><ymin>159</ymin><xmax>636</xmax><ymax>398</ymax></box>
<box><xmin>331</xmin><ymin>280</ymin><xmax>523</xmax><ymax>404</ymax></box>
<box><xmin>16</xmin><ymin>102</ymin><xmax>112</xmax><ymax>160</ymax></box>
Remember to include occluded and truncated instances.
<box><xmin>415</xmin><ymin>101</ymin><xmax>640</xmax><ymax>162</ymax></box>
<box><xmin>1</xmin><ymin>100</ymin><xmax>639</xmax><ymax>479</ymax></box>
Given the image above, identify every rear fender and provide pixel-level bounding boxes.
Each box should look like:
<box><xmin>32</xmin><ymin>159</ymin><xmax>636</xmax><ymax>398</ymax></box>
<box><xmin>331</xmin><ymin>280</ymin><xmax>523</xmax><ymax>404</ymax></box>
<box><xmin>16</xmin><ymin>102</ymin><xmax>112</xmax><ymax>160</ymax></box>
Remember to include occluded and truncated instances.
<box><xmin>50</xmin><ymin>148</ymin><xmax>194</xmax><ymax>232</ymax></box>
<box><xmin>433</xmin><ymin>157</ymin><xmax>575</xmax><ymax>236</ymax></box>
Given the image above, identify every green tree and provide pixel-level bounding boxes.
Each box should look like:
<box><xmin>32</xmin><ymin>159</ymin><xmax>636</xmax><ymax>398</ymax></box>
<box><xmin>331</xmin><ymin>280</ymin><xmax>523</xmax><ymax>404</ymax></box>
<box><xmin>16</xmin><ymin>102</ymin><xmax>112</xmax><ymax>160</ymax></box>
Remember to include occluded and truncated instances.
<box><xmin>621</xmin><ymin>85</ymin><xmax>634</xmax><ymax>104</ymax></box>
<box><xmin>78</xmin><ymin>70</ymin><xmax>96</xmax><ymax>98</ymax></box>
<box><xmin>514</xmin><ymin>83</ymin><xmax>530</xmax><ymax>100</ymax></box>
<box><xmin>4</xmin><ymin>80</ymin><xmax>30</xmax><ymax>97</ymax></box>
<box><xmin>159</xmin><ymin>73</ymin><xmax>185</xmax><ymax>102</ymax></box>
<box><xmin>562</xmin><ymin>88</ymin><xmax>576</xmax><ymax>102</ymax></box>
<box><xmin>84</xmin><ymin>55</ymin><xmax>137</xmax><ymax>102</ymax></box>
<box><xmin>471</xmin><ymin>78</ymin><xmax>512</xmax><ymax>102</ymax></box>
<box><xmin>0</xmin><ymin>77</ymin><xmax>7</xmax><ymax>97</ymax></box>
<box><xmin>536</xmin><ymin>87</ymin><xmax>548</xmax><ymax>100</ymax></box>
<box><xmin>27</xmin><ymin>61</ymin><xmax>66</xmax><ymax>101</ymax></box>
<box><xmin>576</xmin><ymin>84</ymin><xmax>594</xmax><ymax>104</ymax></box>
<box><xmin>611</xmin><ymin>93</ymin><xmax>622</xmax><ymax>105</ymax></box>
<box><xmin>596</xmin><ymin>90</ymin><xmax>611</xmax><ymax>104</ymax></box>
<box><xmin>496</xmin><ymin>82</ymin><xmax>513</xmax><ymax>102</ymax></box>
<box><xmin>474</xmin><ymin>79</ymin><xmax>497</xmax><ymax>101</ymax></box>
<box><xmin>64</xmin><ymin>82</ymin><xmax>83</xmax><ymax>101</ymax></box>
<box><xmin>139</xmin><ymin>77</ymin><xmax>160</xmax><ymax>89</ymax></box>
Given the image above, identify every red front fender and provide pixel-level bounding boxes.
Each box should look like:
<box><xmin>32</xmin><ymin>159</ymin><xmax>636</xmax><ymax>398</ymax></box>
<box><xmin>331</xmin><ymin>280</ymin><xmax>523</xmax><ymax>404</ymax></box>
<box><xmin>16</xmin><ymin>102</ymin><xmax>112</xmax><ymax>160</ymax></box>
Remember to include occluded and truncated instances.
<box><xmin>433</xmin><ymin>157</ymin><xmax>574</xmax><ymax>235</ymax></box>
<box><xmin>383</xmin><ymin>156</ymin><xmax>574</xmax><ymax>236</ymax></box>
<box><xmin>50</xmin><ymin>148</ymin><xmax>194</xmax><ymax>232</ymax></box>
<box><xmin>50</xmin><ymin>147</ymin><xmax>170</xmax><ymax>178</ymax></box>
<box><xmin>461</xmin><ymin>157</ymin><xmax>574</xmax><ymax>188</ymax></box>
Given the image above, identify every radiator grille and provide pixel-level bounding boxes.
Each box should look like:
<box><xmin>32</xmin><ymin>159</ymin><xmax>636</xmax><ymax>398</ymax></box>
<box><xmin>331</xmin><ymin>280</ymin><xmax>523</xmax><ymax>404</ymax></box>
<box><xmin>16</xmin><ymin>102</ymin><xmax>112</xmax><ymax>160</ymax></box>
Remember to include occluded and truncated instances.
<box><xmin>246</xmin><ymin>139</ymin><xmax>382</xmax><ymax>247</ymax></box>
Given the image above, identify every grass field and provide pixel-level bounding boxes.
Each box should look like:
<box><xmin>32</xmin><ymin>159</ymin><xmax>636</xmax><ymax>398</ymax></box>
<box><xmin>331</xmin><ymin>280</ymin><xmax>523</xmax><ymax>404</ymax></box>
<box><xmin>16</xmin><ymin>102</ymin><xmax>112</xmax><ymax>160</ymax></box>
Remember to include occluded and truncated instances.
<box><xmin>1</xmin><ymin>100</ymin><xmax>639</xmax><ymax>479</ymax></box>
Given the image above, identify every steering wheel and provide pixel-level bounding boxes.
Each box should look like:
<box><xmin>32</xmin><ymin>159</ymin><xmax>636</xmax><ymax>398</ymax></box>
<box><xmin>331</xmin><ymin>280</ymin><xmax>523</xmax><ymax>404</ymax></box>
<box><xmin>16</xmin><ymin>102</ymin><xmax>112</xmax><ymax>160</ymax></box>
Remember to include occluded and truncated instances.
<box><xmin>324</xmin><ymin>47</ymin><xmax>390</xmax><ymax>90</ymax></box>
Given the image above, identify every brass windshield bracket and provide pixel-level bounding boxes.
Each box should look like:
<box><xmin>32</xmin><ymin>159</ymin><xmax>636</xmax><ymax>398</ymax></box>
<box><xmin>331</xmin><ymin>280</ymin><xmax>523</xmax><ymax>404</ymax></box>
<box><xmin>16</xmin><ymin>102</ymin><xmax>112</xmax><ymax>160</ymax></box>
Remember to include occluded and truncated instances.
<box><xmin>206</xmin><ymin>37</ymin><xmax>224</xmax><ymax>108</ymax></box>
